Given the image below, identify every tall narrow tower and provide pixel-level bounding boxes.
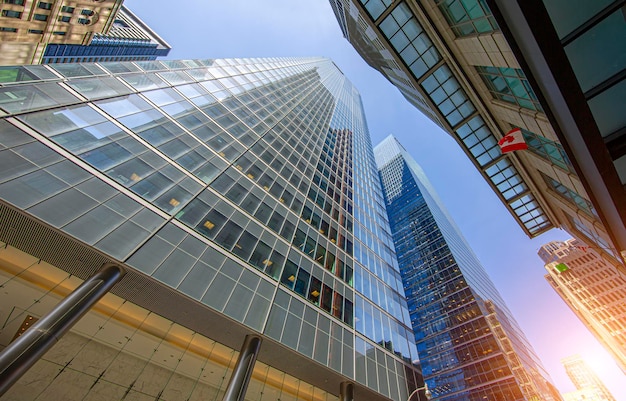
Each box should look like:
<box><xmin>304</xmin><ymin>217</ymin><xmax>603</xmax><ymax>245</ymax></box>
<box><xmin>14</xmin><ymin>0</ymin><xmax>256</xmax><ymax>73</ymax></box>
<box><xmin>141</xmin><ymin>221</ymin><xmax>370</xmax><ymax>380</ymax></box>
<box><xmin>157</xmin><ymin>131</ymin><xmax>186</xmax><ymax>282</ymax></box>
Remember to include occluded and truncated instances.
<box><xmin>561</xmin><ymin>355</ymin><xmax>615</xmax><ymax>401</ymax></box>
<box><xmin>374</xmin><ymin>135</ymin><xmax>561</xmax><ymax>401</ymax></box>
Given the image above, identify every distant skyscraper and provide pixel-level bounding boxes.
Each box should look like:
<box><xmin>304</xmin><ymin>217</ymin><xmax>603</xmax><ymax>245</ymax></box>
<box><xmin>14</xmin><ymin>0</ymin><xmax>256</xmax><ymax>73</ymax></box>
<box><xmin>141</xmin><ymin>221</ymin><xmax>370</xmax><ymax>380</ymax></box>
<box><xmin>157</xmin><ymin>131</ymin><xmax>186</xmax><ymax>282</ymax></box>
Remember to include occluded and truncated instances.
<box><xmin>539</xmin><ymin>239</ymin><xmax>626</xmax><ymax>374</ymax></box>
<box><xmin>0</xmin><ymin>57</ymin><xmax>420</xmax><ymax>401</ymax></box>
<box><xmin>329</xmin><ymin>0</ymin><xmax>626</xmax><ymax>271</ymax></box>
<box><xmin>374</xmin><ymin>136</ymin><xmax>561</xmax><ymax>401</ymax></box>
<box><xmin>41</xmin><ymin>6</ymin><xmax>171</xmax><ymax>64</ymax></box>
<box><xmin>562</xmin><ymin>388</ymin><xmax>609</xmax><ymax>401</ymax></box>
<box><xmin>561</xmin><ymin>355</ymin><xmax>615</xmax><ymax>401</ymax></box>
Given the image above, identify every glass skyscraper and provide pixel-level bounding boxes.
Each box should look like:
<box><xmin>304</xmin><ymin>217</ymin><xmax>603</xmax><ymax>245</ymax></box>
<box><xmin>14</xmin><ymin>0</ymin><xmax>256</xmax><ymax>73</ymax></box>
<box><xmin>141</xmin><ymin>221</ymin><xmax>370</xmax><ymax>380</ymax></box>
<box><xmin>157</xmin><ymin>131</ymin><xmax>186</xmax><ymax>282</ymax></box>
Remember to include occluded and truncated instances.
<box><xmin>374</xmin><ymin>136</ymin><xmax>560</xmax><ymax>401</ymax></box>
<box><xmin>0</xmin><ymin>58</ymin><xmax>419</xmax><ymax>400</ymax></box>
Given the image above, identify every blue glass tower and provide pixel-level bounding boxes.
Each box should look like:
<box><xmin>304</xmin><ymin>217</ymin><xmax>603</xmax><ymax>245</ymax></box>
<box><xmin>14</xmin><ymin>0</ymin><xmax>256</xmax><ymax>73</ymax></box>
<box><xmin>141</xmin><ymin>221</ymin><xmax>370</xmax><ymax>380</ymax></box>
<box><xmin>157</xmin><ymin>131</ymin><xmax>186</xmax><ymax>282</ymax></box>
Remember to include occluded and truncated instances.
<box><xmin>375</xmin><ymin>136</ymin><xmax>561</xmax><ymax>401</ymax></box>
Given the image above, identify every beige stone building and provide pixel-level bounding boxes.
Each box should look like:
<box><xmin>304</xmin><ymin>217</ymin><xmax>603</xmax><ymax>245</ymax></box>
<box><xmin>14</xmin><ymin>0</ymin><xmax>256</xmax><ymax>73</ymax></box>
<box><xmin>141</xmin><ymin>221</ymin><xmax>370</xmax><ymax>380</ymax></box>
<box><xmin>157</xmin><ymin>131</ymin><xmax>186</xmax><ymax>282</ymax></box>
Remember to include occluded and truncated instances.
<box><xmin>328</xmin><ymin>0</ymin><xmax>626</xmax><ymax>272</ymax></box>
<box><xmin>0</xmin><ymin>0</ymin><xmax>122</xmax><ymax>65</ymax></box>
<box><xmin>539</xmin><ymin>239</ymin><xmax>626</xmax><ymax>374</ymax></box>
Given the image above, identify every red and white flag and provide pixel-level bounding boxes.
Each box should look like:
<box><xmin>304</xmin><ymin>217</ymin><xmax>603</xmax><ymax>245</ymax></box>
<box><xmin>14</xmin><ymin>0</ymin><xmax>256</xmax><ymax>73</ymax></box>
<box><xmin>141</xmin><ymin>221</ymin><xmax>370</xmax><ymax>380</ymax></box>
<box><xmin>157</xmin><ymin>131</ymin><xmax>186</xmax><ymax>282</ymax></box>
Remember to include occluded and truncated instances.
<box><xmin>498</xmin><ymin>128</ymin><xmax>528</xmax><ymax>153</ymax></box>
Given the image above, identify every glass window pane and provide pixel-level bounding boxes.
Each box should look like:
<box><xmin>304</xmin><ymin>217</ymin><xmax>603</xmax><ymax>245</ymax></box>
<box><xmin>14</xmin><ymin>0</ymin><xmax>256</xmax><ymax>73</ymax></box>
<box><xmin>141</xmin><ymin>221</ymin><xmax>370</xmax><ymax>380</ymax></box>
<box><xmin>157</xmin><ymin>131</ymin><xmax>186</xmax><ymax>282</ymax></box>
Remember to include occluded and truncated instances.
<box><xmin>67</xmin><ymin>77</ymin><xmax>133</xmax><ymax>99</ymax></box>
<box><xmin>543</xmin><ymin>0</ymin><xmax>613</xmax><ymax>38</ymax></box>
<box><xmin>588</xmin><ymin>78</ymin><xmax>626</xmax><ymax>137</ymax></box>
<box><xmin>568</xmin><ymin>12</ymin><xmax>625</xmax><ymax>91</ymax></box>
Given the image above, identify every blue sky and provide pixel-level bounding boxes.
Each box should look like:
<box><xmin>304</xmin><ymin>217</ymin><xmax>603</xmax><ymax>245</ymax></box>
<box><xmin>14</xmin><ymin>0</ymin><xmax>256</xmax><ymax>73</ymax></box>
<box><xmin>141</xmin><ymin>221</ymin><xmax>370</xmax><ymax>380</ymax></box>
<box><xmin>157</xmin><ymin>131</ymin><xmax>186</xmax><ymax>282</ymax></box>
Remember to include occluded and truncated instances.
<box><xmin>125</xmin><ymin>0</ymin><xmax>625</xmax><ymax>397</ymax></box>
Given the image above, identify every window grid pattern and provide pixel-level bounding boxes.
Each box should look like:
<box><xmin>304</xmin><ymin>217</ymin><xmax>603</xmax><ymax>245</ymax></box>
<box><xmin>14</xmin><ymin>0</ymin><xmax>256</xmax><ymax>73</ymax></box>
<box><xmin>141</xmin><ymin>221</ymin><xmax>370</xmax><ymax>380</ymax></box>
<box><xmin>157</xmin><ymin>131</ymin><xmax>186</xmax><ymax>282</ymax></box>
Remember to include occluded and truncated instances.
<box><xmin>476</xmin><ymin>66</ymin><xmax>543</xmax><ymax>112</ymax></box>
<box><xmin>358</xmin><ymin>0</ymin><xmax>392</xmax><ymax>20</ymax></box>
<box><xmin>456</xmin><ymin>116</ymin><xmax>551</xmax><ymax>234</ymax></box>
<box><xmin>542</xmin><ymin>173</ymin><xmax>598</xmax><ymax>218</ymax></box>
<box><xmin>42</xmin><ymin>42</ymin><xmax>169</xmax><ymax>64</ymax></box>
<box><xmin>568</xmin><ymin>215</ymin><xmax>620</xmax><ymax>261</ymax></box>
<box><xmin>128</xmin><ymin>222</ymin><xmax>275</xmax><ymax>331</ymax></box>
<box><xmin>334</xmin><ymin>73</ymin><xmax>420</xmax><ymax>393</ymax></box>
<box><xmin>435</xmin><ymin>0</ymin><xmax>499</xmax><ymax>37</ymax></box>
<box><xmin>375</xmin><ymin>139</ymin><xmax>549</xmax><ymax>399</ymax></box>
<box><xmin>379</xmin><ymin>2</ymin><xmax>442</xmax><ymax>81</ymax></box>
<box><xmin>16</xmin><ymin>103</ymin><xmax>204</xmax><ymax>216</ymax></box>
<box><xmin>0</xmin><ymin>120</ymin><xmax>165</xmax><ymax>261</ymax></box>
<box><xmin>95</xmin><ymin>92</ymin><xmax>229</xmax><ymax>185</ymax></box>
<box><xmin>519</xmin><ymin>127</ymin><xmax>574</xmax><ymax>172</ymax></box>
<box><xmin>420</xmin><ymin>64</ymin><xmax>476</xmax><ymax>127</ymax></box>
<box><xmin>161</xmin><ymin>59</ymin><xmax>416</xmax><ymax>382</ymax></box>
<box><xmin>0</xmin><ymin>57</ymin><xmax>422</xmax><ymax>399</ymax></box>
<box><xmin>171</xmin><ymin>67</ymin><xmax>357</xmax><ymax>298</ymax></box>
<box><xmin>353</xmin><ymin>139</ymin><xmax>415</xmax><ymax>358</ymax></box>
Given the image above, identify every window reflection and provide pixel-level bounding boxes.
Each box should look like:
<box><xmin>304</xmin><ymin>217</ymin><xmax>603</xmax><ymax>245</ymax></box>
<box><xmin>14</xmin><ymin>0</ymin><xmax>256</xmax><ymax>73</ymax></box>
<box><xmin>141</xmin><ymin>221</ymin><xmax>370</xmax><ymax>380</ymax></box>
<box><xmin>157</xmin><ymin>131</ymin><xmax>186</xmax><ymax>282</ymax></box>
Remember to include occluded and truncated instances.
<box><xmin>542</xmin><ymin>173</ymin><xmax>597</xmax><ymax>218</ymax></box>
<box><xmin>435</xmin><ymin>0</ymin><xmax>499</xmax><ymax>37</ymax></box>
<box><xmin>379</xmin><ymin>3</ymin><xmax>441</xmax><ymax>80</ymax></box>
<box><xmin>476</xmin><ymin>66</ymin><xmax>543</xmax><ymax>111</ymax></box>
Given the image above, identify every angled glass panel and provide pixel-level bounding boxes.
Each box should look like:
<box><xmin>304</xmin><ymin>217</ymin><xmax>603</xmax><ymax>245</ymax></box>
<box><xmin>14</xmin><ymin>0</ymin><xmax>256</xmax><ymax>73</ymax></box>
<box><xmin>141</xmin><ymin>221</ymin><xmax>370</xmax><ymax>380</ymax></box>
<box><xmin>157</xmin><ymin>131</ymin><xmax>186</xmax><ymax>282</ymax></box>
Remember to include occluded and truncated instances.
<box><xmin>0</xmin><ymin>83</ymin><xmax>78</xmax><ymax>114</ymax></box>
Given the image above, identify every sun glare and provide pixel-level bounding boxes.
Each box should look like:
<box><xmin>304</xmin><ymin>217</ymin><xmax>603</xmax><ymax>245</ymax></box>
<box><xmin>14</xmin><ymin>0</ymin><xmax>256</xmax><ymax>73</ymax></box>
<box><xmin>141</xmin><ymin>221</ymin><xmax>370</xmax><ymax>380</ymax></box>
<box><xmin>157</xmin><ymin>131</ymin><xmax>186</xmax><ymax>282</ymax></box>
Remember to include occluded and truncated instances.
<box><xmin>580</xmin><ymin>349</ymin><xmax>616</xmax><ymax>378</ymax></box>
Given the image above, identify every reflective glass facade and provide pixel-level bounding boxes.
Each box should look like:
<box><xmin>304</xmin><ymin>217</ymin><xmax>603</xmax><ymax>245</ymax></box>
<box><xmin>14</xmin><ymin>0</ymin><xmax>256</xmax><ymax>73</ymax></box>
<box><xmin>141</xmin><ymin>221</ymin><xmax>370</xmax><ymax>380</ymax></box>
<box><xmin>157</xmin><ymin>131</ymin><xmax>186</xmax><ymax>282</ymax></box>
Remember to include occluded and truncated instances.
<box><xmin>0</xmin><ymin>57</ymin><xmax>420</xmax><ymax>400</ymax></box>
<box><xmin>477</xmin><ymin>0</ymin><xmax>626</xmax><ymax>265</ymax></box>
<box><xmin>375</xmin><ymin>136</ymin><xmax>559</xmax><ymax>401</ymax></box>
<box><xmin>541</xmin><ymin>173</ymin><xmax>598</xmax><ymax>218</ymax></box>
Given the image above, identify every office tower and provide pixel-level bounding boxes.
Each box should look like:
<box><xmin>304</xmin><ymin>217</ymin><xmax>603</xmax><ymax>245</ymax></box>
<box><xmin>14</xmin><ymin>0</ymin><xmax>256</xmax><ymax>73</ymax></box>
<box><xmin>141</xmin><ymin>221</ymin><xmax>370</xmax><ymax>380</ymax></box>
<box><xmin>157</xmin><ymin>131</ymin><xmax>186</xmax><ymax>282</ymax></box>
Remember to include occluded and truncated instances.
<box><xmin>374</xmin><ymin>136</ymin><xmax>561</xmax><ymax>401</ymax></box>
<box><xmin>539</xmin><ymin>239</ymin><xmax>626</xmax><ymax>374</ymax></box>
<box><xmin>561</xmin><ymin>355</ymin><xmax>615</xmax><ymax>401</ymax></box>
<box><xmin>41</xmin><ymin>6</ymin><xmax>171</xmax><ymax>64</ymax></box>
<box><xmin>328</xmin><ymin>0</ymin><xmax>626</xmax><ymax>271</ymax></box>
<box><xmin>0</xmin><ymin>0</ymin><xmax>123</xmax><ymax>65</ymax></box>
<box><xmin>0</xmin><ymin>57</ymin><xmax>421</xmax><ymax>401</ymax></box>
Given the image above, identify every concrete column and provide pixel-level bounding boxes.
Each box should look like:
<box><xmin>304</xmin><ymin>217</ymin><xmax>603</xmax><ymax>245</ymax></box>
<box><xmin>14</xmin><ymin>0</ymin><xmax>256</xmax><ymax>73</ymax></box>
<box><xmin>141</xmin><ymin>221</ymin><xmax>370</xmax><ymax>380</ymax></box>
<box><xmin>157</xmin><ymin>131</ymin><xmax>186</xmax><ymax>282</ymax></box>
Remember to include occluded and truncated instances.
<box><xmin>340</xmin><ymin>381</ymin><xmax>354</xmax><ymax>401</ymax></box>
<box><xmin>0</xmin><ymin>263</ymin><xmax>125</xmax><ymax>396</ymax></box>
<box><xmin>222</xmin><ymin>335</ymin><xmax>262</xmax><ymax>401</ymax></box>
